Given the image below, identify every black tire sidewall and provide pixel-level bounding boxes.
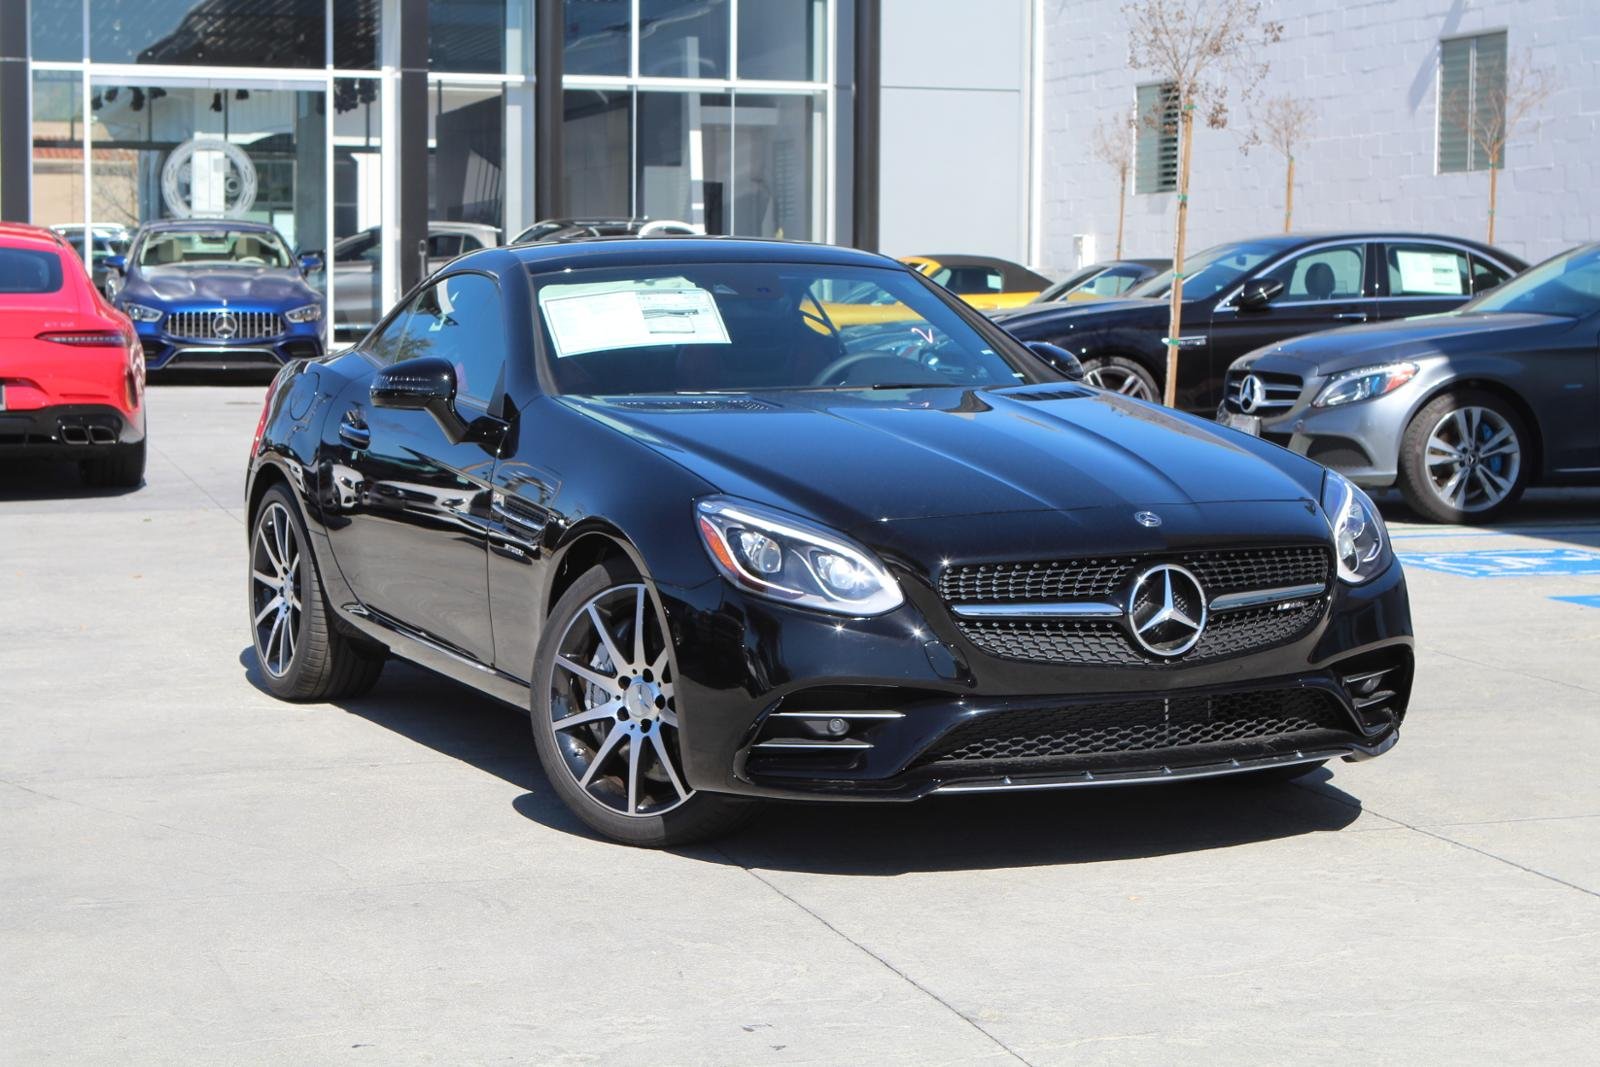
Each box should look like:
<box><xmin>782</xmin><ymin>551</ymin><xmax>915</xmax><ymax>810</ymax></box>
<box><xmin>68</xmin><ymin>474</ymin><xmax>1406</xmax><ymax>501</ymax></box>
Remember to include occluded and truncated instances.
<box><xmin>1399</xmin><ymin>389</ymin><xmax>1528</xmax><ymax>524</ymax></box>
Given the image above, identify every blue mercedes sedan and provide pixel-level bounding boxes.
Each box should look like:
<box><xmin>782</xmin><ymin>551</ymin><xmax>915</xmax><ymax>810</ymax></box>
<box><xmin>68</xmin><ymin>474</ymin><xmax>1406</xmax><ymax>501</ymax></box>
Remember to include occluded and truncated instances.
<box><xmin>108</xmin><ymin>220</ymin><xmax>325</xmax><ymax>372</ymax></box>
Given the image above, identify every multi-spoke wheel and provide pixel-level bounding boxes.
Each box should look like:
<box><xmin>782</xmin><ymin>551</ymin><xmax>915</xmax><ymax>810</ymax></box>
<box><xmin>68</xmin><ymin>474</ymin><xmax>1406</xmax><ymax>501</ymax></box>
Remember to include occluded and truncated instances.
<box><xmin>247</xmin><ymin>484</ymin><xmax>385</xmax><ymax>700</ymax></box>
<box><xmin>531</xmin><ymin>561</ymin><xmax>755</xmax><ymax>846</ymax></box>
<box><xmin>1399</xmin><ymin>390</ymin><xmax>1528</xmax><ymax>523</ymax></box>
<box><xmin>1081</xmin><ymin>356</ymin><xmax>1159</xmax><ymax>401</ymax></box>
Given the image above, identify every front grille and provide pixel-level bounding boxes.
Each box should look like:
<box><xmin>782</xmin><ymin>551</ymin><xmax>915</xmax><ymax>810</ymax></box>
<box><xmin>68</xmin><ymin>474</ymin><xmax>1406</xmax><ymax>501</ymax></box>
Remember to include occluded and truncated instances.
<box><xmin>1222</xmin><ymin>368</ymin><xmax>1304</xmax><ymax>414</ymax></box>
<box><xmin>940</xmin><ymin>546</ymin><xmax>1330</xmax><ymax>604</ymax></box>
<box><xmin>956</xmin><ymin>599</ymin><xmax>1324</xmax><ymax>667</ymax></box>
<box><xmin>919</xmin><ymin>688</ymin><xmax>1349</xmax><ymax>765</ymax></box>
<box><xmin>166</xmin><ymin>309</ymin><xmax>286</xmax><ymax>341</ymax></box>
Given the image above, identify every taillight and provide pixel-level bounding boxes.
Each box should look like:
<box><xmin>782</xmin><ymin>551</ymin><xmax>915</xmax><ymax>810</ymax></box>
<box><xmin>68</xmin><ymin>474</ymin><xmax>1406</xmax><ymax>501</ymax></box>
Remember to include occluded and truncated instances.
<box><xmin>36</xmin><ymin>330</ymin><xmax>130</xmax><ymax>347</ymax></box>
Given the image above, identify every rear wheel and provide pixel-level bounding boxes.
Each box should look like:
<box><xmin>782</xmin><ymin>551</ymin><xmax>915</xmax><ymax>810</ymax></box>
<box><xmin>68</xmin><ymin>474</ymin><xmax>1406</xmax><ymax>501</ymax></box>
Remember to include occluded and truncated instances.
<box><xmin>531</xmin><ymin>561</ymin><xmax>755</xmax><ymax>847</ymax></box>
<box><xmin>1081</xmin><ymin>355</ymin><xmax>1159</xmax><ymax>401</ymax></box>
<box><xmin>249</xmin><ymin>484</ymin><xmax>385</xmax><ymax>701</ymax></box>
<box><xmin>81</xmin><ymin>440</ymin><xmax>145</xmax><ymax>488</ymax></box>
<box><xmin>1397</xmin><ymin>390</ymin><xmax>1527</xmax><ymax>524</ymax></box>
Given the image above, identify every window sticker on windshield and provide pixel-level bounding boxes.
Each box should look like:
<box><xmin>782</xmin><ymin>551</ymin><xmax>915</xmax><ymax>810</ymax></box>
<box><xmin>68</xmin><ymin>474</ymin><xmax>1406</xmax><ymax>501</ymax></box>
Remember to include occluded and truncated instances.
<box><xmin>1396</xmin><ymin>250</ymin><xmax>1464</xmax><ymax>295</ymax></box>
<box><xmin>539</xmin><ymin>281</ymin><xmax>731</xmax><ymax>357</ymax></box>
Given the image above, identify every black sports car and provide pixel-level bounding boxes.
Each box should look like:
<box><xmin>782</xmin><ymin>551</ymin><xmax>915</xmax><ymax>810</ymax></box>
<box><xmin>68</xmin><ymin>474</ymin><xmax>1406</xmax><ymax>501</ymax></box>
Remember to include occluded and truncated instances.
<box><xmin>245</xmin><ymin>238</ymin><xmax>1413</xmax><ymax>846</ymax></box>
<box><xmin>1000</xmin><ymin>233</ymin><xmax>1524</xmax><ymax>409</ymax></box>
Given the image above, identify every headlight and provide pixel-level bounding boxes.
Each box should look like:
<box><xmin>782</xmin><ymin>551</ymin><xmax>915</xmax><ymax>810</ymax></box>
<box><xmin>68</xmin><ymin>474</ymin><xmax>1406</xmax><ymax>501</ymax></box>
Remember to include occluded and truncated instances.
<box><xmin>695</xmin><ymin>497</ymin><xmax>904</xmax><ymax>616</ymax></box>
<box><xmin>123</xmin><ymin>303</ymin><xmax>163</xmax><ymax>323</ymax></box>
<box><xmin>285</xmin><ymin>303</ymin><xmax>323</xmax><ymax>323</ymax></box>
<box><xmin>1312</xmin><ymin>361</ymin><xmax>1417</xmax><ymax>407</ymax></box>
<box><xmin>1322</xmin><ymin>470</ymin><xmax>1390</xmax><ymax>584</ymax></box>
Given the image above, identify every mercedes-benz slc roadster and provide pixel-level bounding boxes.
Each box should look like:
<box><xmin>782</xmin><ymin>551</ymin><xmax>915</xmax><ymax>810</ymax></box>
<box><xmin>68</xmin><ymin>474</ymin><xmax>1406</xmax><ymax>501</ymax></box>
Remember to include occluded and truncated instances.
<box><xmin>110</xmin><ymin>220</ymin><xmax>325</xmax><ymax>373</ymax></box>
<box><xmin>245</xmin><ymin>238</ymin><xmax>1413</xmax><ymax>846</ymax></box>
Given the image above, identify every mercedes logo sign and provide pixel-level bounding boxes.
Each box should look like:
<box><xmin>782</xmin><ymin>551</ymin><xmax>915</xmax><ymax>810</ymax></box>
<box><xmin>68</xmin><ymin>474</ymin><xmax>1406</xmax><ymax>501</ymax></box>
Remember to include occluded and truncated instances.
<box><xmin>1127</xmin><ymin>564</ymin><xmax>1207</xmax><ymax>657</ymax></box>
<box><xmin>1238</xmin><ymin>373</ymin><xmax>1267</xmax><ymax>414</ymax></box>
<box><xmin>212</xmin><ymin>311</ymin><xmax>239</xmax><ymax>340</ymax></box>
<box><xmin>1134</xmin><ymin>510</ymin><xmax>1162</xmax><ymax>528</ymax></box>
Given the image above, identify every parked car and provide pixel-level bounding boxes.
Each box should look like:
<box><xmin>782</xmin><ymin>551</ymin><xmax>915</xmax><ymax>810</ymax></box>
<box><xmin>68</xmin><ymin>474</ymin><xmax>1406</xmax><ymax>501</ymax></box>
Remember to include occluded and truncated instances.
<box><xmin>1221</xmin><ymin>241</ymin><xmax>1600</xmax><ymax>524</ymax></box>
<box><xmin>902</xmin><ymin>254</ymin><xmax>1052</xmax><ymax>312</ymax></box>
<box><xmin>0</xmin><ymin>222</ymin><xmax>146</xmax><ymax>486</ymax></box>
<box><xmin>1015</xmin><ymin>259</ymin><xmax>1169</xmax><ymax>307</ymax></box>
<box><xmin>108</xmin><ymin>220</ymin><xmax>325</xmax><ymax>373</ymax></box>
<box><xmin>245</xmin><ymin>237</ymin><xmax>1412</xmax><ymax>846</ymax></box>
<box><xmin>331</xmin><ymin>221</ymin><xmax>502</xmax><ymax>337</ymax></box>
<box><xmin>510</xmin><ymin>217</ymin><xmax>700</xmax><ymax>244</ymax></box>
<box><xmin>51</xmin><ymin>224</ymin><xmax>132</xmax><ymax>296</ymax></box>
<box><xmin>1000</xmin><ymin>233</ymin><xmax>1526</xmax><ymax>407</ymax></box>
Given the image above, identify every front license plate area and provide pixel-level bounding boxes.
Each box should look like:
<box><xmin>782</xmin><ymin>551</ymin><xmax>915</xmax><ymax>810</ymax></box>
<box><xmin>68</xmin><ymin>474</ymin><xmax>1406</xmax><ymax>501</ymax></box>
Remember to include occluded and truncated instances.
<box><xmin>1218</xmin><ymin>410</ymin><xmax>1260</xmax><ymax>436</ymax></box>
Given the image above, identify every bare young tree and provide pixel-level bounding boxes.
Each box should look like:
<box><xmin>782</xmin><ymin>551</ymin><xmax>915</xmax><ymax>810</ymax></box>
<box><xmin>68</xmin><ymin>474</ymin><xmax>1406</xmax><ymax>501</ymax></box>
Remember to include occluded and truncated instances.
<box><xmin>1090</xmin><ymin>108</ymin><xmax>1137</xmax><ymax>259</ymax></box>
<box><xmin>1256</xmin><ymin>95</ymin><xmax>1315</xmax><ymax>233</ymax></box>
<box><xmin>1125</xmin><ymin>0</ymin><xmax>1283</xmax><ymax>407</ymax></box>
<box><xmin>1442</xmin><ymin>51</ymin><xmax>1554</xmax><ymax>245</ymax></box>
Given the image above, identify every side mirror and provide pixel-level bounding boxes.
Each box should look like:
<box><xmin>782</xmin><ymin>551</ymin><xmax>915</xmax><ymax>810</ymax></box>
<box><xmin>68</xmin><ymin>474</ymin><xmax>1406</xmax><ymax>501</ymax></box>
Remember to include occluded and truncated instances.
<box><xmin>371</xmin><ymin>356</ymin><xmax>470</xmax><ymax>442</ymax></box>
<box><xmin>298</xmin><ymin>251</ymin><xmax>324</xmax><ymax>273</ymax></box>
<box><xmin>1025</xmin><ymin>340</ymin><xmax>1086</xmax><ymax>382</ymax></box>
<box><xmin>1237</xmin><ymin>277</ymin><xmax>1284</xmax><ymax>310</ymax></box>
<box><xmin>104</xmin><ymin>254</ymin><xmax>127</xmax><ymax>273</ymax></box>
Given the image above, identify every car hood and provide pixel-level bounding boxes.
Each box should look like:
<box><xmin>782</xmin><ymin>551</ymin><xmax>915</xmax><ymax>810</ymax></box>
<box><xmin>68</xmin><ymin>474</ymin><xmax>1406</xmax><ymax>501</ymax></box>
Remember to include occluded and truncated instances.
<box><xmin>562</xmin><ymin>385</ymin><xmax>1323</xmax><ymax>537</ymax></box>
<box><xmin>1240</xmin><ymin>311</ymin><xmax>1577</xmax><ymax>376</ymax></box>
<box><xmin>126</xmin><ymin>266</ymin><xmax>317</xmax><ymax>306</ymax></box>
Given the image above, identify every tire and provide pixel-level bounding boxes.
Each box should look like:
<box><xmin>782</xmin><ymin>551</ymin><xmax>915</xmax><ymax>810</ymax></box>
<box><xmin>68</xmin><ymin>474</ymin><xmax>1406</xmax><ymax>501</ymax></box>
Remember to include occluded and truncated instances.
<box><xmin>1397</xmin><ymin>389</ymin><xmax>1529</xmax><ymax>524</ymax></box>
<box><xmin>81</xmin><ymin>440</ymin><xmax>145</xmax><ymax>489</ymax></box>
<box><xmin>1081</xmin><ymin>355</ymin><xmax>1159</xmax><ymax>401</ymax></box>
<box><xmin>531</xmin><ymin>560</ymin><xmax>757</xmax><ymax>847</ymax></box>
<box><xmin>249</xmin><ymin>484</ymin><xmax>385</xmax><ymax>701</ymax></box>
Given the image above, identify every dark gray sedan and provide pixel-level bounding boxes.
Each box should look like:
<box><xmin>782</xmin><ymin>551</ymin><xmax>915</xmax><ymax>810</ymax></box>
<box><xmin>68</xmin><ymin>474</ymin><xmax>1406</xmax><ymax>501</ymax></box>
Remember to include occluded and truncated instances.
<box><xmin>1219</xmin><ymin>243</ymin><xmax>1600</xmax><ymax>523</ymax></box>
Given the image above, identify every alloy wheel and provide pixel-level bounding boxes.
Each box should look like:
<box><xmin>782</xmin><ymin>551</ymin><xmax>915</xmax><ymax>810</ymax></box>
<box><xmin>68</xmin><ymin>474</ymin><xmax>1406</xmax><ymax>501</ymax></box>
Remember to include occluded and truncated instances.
<box><xmin>251</xmin><ymin>501</ymin><xmax>303</xmax><ymax>677</ymax></box>
<box><xmin>1424</xmin><ymin>405</ymin><xmax>1521</xmax><ymax>513</ymax></box>
<box><xmin>547</xmin><ymin>583</ymin><xmax>692</xmax><ymax>818</ymax></box>
<box><xmin>1084</xmin><ymin>363</ymin><xmax>1156</xmax><ymax>400</ymax></box>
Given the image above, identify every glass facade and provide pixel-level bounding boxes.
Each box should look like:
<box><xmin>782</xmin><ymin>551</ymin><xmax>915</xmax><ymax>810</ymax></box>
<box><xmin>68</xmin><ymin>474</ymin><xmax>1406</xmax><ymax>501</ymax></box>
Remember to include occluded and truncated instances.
<box><xmin>23</xmin><ymin>1</ymin><xmax>837</xmax><ymax>333</ymax></box>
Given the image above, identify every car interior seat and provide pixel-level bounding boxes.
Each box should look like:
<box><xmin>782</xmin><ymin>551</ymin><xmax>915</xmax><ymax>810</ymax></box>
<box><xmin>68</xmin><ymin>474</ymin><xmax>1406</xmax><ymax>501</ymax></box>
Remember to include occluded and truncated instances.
<box><xmin>1304</xmin><ymin>261</ymin><xmax>1337</xmax><ymax>301</ymax></box>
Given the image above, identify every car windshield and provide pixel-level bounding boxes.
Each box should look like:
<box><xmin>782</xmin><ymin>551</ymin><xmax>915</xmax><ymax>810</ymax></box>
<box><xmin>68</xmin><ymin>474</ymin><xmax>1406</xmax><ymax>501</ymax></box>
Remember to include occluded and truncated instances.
<box><xmin>1033</xmin><ymin>266</ymin><xmax>1103</xmax><ymax>303</ymax></box>
<box><xmin>533</xmin><ymin>262</ymin><xmax>1047</xmax><ymax>395</ymax></box>
<box><xmin>137</xmin><ymin>229</ymin><xmax>292</xmax><ymax>269</ymax></box>
<box><xmin>1129</xmin><ymin>241</ymin><xmax>1281</xmax><ymax>300</ymax></box>
<box><xmin>1465</xmin><ymin>245</ymin><xmax>1600</xmax><ymax>318</ymax></box>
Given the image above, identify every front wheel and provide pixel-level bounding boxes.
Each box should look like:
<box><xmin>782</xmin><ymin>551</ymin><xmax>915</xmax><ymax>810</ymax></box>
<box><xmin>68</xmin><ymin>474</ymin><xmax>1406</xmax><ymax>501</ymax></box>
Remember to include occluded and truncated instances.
<box><xmin>1397</xmin><ymin>390</ymin><xmax>1528</xmax><ymax>524</ymax></box>
<box><xmin>1081</xmin><ymin>356</ymin><xmax>1159</xmax><ymax>401</ymax></box>
<box><xmin>531</xmin><ymin>561</ymin><xmax>755</xmax><ymax>847</ymax></box>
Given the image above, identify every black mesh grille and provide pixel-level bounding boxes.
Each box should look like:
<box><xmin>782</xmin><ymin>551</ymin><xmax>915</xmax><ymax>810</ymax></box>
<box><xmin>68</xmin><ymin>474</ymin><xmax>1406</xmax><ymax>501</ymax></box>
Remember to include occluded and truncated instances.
<box><xmin>921</xmin><ymin>688</ymin><xmax>1349</xmax><ymax>765</ymax></box>
<box><xmin>940</xmin><ymin>546</ymin><xmax>1329</xmax><ymax>604</ymax></box>
<box><xmin>955</xmin><ymin>599</ymin><xmax>1323</xmax><ymax>666</ymax></box>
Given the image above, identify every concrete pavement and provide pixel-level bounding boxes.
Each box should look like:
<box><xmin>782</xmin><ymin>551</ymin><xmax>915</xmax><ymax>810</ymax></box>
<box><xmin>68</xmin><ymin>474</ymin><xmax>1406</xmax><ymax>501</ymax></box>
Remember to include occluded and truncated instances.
<box><xmin>2</xmin><ymin>384</ymin><xmax>1598</xmax><ymax>1064</ymax></box>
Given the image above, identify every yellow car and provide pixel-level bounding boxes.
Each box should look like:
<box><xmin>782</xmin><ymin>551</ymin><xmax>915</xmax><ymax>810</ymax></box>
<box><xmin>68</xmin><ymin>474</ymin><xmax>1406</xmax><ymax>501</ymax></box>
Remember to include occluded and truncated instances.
<box><xmin>900</xmin><ymin>254</ymin><xmax>1051</xmax><ymax>311</ymax></box>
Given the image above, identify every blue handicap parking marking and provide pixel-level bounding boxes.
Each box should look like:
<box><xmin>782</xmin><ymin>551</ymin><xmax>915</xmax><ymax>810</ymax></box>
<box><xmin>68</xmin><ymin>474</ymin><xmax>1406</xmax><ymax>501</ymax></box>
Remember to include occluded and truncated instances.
<box><xmin>1550</xmin><ymin>594</ymin><xmax>1600</xmax><ymax>609</ymax></box>
<box><xmin>1400</xmin><ymin>548</ymin><xmax>1600</xmax><ymax>578</ymax></box>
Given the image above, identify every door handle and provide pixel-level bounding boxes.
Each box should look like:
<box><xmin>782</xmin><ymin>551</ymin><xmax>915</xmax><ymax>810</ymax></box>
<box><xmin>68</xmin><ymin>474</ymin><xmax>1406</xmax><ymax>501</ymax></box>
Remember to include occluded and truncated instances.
<box><xmin>338</xmin><ymin>412</ymin><xmax>371</xmax><ymax>450</ymax></box>
<box><xmin>1334</xmin><ymin>312</ymin><xmax>1369</xmax><ymax>322</ymax></box>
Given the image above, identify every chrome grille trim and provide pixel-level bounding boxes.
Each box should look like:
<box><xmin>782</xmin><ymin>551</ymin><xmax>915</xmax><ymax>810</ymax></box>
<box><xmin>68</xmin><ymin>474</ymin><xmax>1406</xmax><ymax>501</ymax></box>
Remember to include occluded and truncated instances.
<box><xmin>166</xmin><ymin>309</ymin><xmax>287</xmax><ymax>341</ymax></box>
<box><xmin>951</xmin><ymin>601</ymin><xmax>1124</xmax><ymax>620</ymax></box>
<box><xmin>1208</xmin><ymin>582</ymin><xmax>1327</xmax><ymax>613</ymax></box>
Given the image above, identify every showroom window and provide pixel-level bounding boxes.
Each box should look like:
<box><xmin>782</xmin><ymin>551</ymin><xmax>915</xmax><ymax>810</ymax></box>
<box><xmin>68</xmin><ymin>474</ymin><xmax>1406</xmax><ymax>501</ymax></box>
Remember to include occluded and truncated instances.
<box><xmin>1438</xmin><ymin>31</ymin><xmax>1507</xmax><ymax>173</ymax></box>
<box><xmin>565</xmin><ymin>0</ymin><xmax>632</xmax><ymax>76</ymax></box>
<box><xmin>640</xmin><ymin>0</ymin><xmax>730</xmax><ymax>78</ymax></box>
<box><xmin>1135</xmin><ymin>82</ymin><xmax>1178</xmax><ymax>194</ymax></box>
<box><xmin>87</xmin><ymin>0</ymin><xmax>326</xmax><ymax>67</ymax></box>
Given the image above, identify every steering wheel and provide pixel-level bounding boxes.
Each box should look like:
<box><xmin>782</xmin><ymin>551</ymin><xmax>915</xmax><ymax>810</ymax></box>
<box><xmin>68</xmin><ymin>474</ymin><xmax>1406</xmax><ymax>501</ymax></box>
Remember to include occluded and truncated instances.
<box><xmin>811</xmin><ymin>352</ymin><xmax>943</xmax><ymax>388</ymax></box>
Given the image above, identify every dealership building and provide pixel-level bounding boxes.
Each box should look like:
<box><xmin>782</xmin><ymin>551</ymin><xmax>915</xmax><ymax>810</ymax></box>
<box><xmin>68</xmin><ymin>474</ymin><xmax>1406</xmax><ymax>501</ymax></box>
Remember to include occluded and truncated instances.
<box><xmin>0</xmin><ymin>0</ymin><xmax>1595</xmax><ymax>326</ymax></box>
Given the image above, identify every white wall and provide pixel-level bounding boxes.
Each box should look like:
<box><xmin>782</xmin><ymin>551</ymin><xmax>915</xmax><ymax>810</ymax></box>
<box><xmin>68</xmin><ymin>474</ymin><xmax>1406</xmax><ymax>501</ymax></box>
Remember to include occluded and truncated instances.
<box><xmin>878</xmin><ymin>0</ymin><xmax>1035</xmax><ymax>262</ymax></box>
<box><xmin>1039</xmin><ymin>0</ymin><xmax>1600</xmax><ymax>276</ymax></box>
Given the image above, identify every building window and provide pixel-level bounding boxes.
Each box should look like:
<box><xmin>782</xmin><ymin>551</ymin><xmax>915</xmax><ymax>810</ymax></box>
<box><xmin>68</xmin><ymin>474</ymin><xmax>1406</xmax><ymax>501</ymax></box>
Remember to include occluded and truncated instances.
<box><xmin>1134</xmin><ymin>82</ymin><xmax>1178</xmax><ymax>194</ymax></box>
<box><xmin>1438</xmin><ymin>31</ymin><xmax>1507</xmax><ymax>173</ymax></box>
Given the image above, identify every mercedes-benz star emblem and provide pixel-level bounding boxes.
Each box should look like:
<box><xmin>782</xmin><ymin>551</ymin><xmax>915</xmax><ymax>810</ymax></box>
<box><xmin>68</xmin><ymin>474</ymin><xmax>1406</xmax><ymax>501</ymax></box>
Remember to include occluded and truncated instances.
<box><xmin>1134</xmin><ymin>510</ymin><xmax>1162</xmax><ymax>528</ymax></box>
<box><xmin>1238</xmin><ymin>373</ymin><xmax>1267</xmax><ymax>414</ymax></box>
<box><xmin>212</xmin><ymin>310</ymin><xmax>238</xmax><ymax>340</ymax></box>
<box><xmin>1127</xmin><ymin>564</ymin><xmax>1207</xmax><ymax>657</ymax></box>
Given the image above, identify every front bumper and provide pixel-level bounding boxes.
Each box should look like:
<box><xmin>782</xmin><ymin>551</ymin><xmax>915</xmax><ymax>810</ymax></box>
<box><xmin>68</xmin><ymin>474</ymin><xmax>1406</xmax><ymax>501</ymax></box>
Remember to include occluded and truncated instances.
<box><xmin>136</xmin><ymin>320</ymin><xmax>324</xmax><ymax>372</ymax></box>
<box><xmin>661</xmin><ymin>555</ymin><xmax>1413</xmax><ymax>802</ymax></box>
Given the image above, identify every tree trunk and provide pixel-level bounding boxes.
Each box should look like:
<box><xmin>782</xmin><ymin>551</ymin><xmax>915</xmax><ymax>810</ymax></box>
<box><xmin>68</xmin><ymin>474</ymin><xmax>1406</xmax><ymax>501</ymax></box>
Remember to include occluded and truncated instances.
<box><xmin>1115</xmin><ymin>167</ymin><xmax>1127</xmax><ymax>259</ymax></box>
<box><xmin>1487</xmin><ymin>162</ymin><xmax>1498</xmax><ymax>244</ymax></box>
<box><xmin>1284</xmin><ymin>155</ymin><xmax>1295</xmax><ymax>233</ymax></box>
<box><xmin>1164</xmin><ymin>101</ymin><xmax>1195</xmax><ymax>409</ymax></box>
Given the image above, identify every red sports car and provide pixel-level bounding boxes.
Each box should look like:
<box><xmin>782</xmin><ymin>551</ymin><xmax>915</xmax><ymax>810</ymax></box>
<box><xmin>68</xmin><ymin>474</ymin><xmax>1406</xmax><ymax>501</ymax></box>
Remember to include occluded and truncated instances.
<box><xmin>0</xmin><ymin>222</ymin><xmax>146</xmax><ymax>487</ymax></box>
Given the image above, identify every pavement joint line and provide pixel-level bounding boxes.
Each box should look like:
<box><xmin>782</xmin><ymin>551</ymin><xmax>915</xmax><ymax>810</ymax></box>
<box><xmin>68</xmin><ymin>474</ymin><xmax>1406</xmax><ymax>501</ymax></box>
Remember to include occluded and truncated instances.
<box><xmin>150</xmin><ymin>436</ymin><xmax>242</xmax><ymax>524</ymax></box>
<box><xmin>716</xmin><ymin>849</ymin><xmax>1034</xmax><ymax>1066</ymax></box>
<box><xmin>1428</xmin><ymin>647</ymin><xmax>1600</xmax><ymax>698</ymax></box>
<box><xmin>1416</xmin><ymin>812</ymin><xmax>1600</xmax><ymax>830</ymax></box>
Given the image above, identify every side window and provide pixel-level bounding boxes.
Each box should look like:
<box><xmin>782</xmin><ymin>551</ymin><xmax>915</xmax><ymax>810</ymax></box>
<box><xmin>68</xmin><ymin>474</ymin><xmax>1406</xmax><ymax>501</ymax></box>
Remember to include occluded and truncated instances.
<box><xmin>427</xmin><ymin>233</ymin><xmax>464</xmax><ymax>259</ymax></box>
<box><xmin>1385</xmin><ymin>243</ymin><xmax>1471</xmax><ymax>298</ymax></box>
<box><xmin>1470</xmin><ymin>254</ymin><xmax>1512</xmax><ymax>293</ymax></box>
<box><xmin>368</xmin><ymin>301</ymin><xmax>424</xmax><ymax>366</ymax></box>
<box><xmin>1262</xmin><ymin>244</ymin><xmax>1365</xmax><ymax>302</ymax></box>
<box><xmin>939</xmin><ymin>266</ymin><xmax>1003</xmax><ymax>294</ymax></box>
<box><xmin>1082</xmin><ymin>266</ymin><xmax>1144</xmax><ymax>297</ymax></box>
<box><xmin>415</xmin><ymin>274</ymin><xmax>506</xmax><ymax>409</ymax></box>
<box><xmin>460</xmin><ymin>234</ymin><xmax>486</xmax><ymax>252</ymax></box>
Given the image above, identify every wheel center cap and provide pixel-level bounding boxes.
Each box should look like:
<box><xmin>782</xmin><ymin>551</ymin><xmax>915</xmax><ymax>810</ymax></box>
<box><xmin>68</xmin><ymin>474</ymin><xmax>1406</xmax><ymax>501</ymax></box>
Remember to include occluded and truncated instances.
<box><xmin>625</xmin><ymin>681</ymin><xmax>659</xmax><ymax>720</ymax></box>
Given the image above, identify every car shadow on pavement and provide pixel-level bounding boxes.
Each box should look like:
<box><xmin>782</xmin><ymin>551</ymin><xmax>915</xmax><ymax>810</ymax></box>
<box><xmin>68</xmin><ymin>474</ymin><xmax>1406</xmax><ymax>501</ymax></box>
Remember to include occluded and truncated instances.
<box><xmin>239</xmin><ymin>650</ymin><xmax>1366</xmax><ymax>872</ymax></box>
<box><xmin>1375</xmin><ymin>486</ymin><xmax>1600</xmax><ymax>547</ymax></box>
<box><xmin>0</xmin><ymin>459</ymin><xmax>143</xmax><ymax>501</ymax></box>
